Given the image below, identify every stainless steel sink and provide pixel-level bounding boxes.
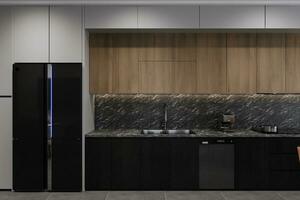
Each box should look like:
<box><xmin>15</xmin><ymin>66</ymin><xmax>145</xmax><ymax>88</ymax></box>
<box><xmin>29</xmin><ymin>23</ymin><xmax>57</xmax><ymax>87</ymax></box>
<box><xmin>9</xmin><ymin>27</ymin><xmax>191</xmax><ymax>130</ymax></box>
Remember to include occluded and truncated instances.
<box><xmin>141</xmin><ymin>129</ymin><xmax>193</xmax><ymax>135</ymax></box>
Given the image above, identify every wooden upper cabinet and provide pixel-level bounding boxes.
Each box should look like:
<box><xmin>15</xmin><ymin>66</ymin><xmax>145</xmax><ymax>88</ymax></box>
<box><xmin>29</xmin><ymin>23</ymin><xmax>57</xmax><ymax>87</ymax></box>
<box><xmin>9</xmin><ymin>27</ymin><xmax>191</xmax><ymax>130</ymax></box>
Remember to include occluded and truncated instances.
<box><xmin>197</xmin><ymin>33</ymin><xmax>227</xmax><ymax>93</ymax></box>
<box><xmin>139</xmin><ymin>62</ymin><xmax>173</xmax><ymax>93</ymax></box>
<box><xmin>227</xmin><ymin>33</ymin><xmax>257</xmax><ymax>93</ymax></box>
<box><xmin>173</xmin><ymin>62</ymin><xmax>197</xmax><ymax>93</ymax></box>
<box><xmin>286</xmin><ymin>34</ymin><xmax>300</xmax><ymax>93</ymax></box>
<box><xmin>112</xmin><ymin>34</ymin><xmax>139</xmax><ymax>93</ymax></box>
<box><xmin>139</xmin><ymin>33</ymin><xmax>196</xmax><ymax>61</ymax></box>
<box><xmin>139</xmin><ymin>33</ymin><xmax>174</xmax><ymax>61</ymax></box>
<box><xmin>174</xmin><ymin>33</ymin><xmax>196</xmax><ymax>61</ymax></box>
<box><xmin>257</xmin><ymin>34</ymin><xmax>286</xmax><ymax>93</ymax></box>
<box><xmin>89</xmin><ymin>34</ymin><xmax>114</xmax><ymax>94</ymax></box>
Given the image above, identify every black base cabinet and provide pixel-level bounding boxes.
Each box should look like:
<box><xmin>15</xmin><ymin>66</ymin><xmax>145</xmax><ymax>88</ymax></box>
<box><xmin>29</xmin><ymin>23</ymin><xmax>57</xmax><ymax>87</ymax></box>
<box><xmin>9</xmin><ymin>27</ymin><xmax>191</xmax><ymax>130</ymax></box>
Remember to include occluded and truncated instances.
<box><xmin>266</xmin><ymin>138</ymin><xmax>300</xmax><ymax>190</ymax></box>
<box><xmin>85</xmin><ymin>137</ymin><xmax>300</xmax><ymax>190</ymax></box>
<box><xmin>85</xmin><ymin>138</ymin><xmax>111</xmax><ymax>190</ymax></box>
<box><xmin>141</xmin><ymin>138</ymin><xmax>171</xmax><ymax>190</ymax></box>
<box><xmin>85</xmin><ymin>137</ymin><xmax>199</xmax><ymax>190</ymax></box>
<box><xmin>111</xmin><ymin>138</ymin><xmax>141</xmax><ymax>190</ymax></box>
<box><xmin>170</xmin><ymin>138</ymin><xmax>198</xmax><ymax>190</ymax></box>
<box><xmin>235</xmin><ymin>139</ymin><xmax>268</xmax><ymax>190</ymax></box>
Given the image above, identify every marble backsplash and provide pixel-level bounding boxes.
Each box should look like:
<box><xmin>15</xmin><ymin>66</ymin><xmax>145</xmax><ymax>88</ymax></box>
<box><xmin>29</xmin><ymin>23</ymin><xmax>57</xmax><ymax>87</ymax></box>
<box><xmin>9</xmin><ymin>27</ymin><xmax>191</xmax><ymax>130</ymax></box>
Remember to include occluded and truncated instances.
<box><xmin>95</xmin><ymin>94</ymin><xmax>300</xmax><ymax>130</ymax></box>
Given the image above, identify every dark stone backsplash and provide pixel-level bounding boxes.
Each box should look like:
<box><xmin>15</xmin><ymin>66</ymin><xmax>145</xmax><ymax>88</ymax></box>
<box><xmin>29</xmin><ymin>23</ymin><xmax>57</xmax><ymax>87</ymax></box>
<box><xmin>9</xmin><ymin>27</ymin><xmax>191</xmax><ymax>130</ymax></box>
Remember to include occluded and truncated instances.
<box><xmin>95</xmin><ymin>94</ymin><xmax>300</xmax><ymax>130</ymax></box>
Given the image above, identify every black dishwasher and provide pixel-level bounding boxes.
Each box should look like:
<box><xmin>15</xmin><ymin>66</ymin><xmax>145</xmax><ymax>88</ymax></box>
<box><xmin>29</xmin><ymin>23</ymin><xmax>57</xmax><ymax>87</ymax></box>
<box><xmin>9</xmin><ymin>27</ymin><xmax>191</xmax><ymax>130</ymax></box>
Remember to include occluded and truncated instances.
<box><xmin>199</xmin><ymin>139</ymin><xmax>235</xmax><ymax>189</ymax></box>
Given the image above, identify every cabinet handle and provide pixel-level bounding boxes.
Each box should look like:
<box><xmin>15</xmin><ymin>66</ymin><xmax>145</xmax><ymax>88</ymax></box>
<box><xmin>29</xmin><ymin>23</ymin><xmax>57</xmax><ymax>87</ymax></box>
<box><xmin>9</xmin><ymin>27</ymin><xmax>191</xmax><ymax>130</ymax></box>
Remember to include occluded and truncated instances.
<box><xmin>202</xmin><ymin>141</ymin><xmax>209</xmax><ymax>144</ymax></box>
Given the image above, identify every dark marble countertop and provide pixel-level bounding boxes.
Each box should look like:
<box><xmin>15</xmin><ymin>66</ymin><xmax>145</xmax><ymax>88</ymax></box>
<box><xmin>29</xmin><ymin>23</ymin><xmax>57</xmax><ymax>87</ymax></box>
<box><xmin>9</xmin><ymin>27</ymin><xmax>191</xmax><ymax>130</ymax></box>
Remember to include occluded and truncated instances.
<box><xmin>86</xmin><ymin>129</ymin><xmax>300</xmax><ymax>138</ymax></box>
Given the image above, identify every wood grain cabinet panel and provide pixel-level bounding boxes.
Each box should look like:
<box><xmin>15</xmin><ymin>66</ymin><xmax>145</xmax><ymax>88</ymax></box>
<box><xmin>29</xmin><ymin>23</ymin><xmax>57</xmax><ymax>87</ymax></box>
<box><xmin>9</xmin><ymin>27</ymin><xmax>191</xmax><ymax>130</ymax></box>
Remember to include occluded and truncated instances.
<box><xmin>197</xmin><ymin>33</ymin><xmax>227</xmax><ymax>93</ymax></box>
<box><xmin>139</xmin><ymin>62</ymin><xmax>173</xmax><ymax>93</ymax></box>
<box><xmin>139</xmin><ymin>33</ymin><xmax>174</xmax><ymax>61</ymax></box>
<box><xmin>112</xmin><ymin>34</ymin><xmax>139</xmax><ymax>93</ymax></box>
<box><xmin>89</xmin><ymin>34</ymin><xmax>114</xmax><ymax>93</ymax></box>
<box><xmin>257</xmin><ymin>34</ymin><xmax>286</xmax><ymax>93</ymax></box>
<box><xmin>173</xmin><ymin>62</ymin><xmax>197</xmax><ymax>93</ymax></box>
<box><xmin>227</xmin><ymin>33</ymin><xmax>257</xmax><ymax>93</ymax></box>
<box><xmin>286</xmin><ymin>34</ymin><xmax>300</xmax><ymax>93</ymax></box>
<box><xmin>173</xmin><ymin>33</ymin><xmax>196</xmax><ymax>61</ymax></box>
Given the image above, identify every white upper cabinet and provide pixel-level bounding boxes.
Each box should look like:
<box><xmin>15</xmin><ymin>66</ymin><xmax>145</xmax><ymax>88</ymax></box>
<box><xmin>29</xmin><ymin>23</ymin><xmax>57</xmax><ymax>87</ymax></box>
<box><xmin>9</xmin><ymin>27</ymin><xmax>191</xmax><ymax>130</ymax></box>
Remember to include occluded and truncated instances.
<box><xmin>266</xmin><ymin>6</ymin><xmax>300</xmax><ymax>28</ymax></box>
<box><xmin>138</xmin><ymin>6</ymin><xmax>199</xmax><ymax>29</ymax></box>
<box><xmin>85</xmin><ymin>6</ymin><xmax>138</xmax><ymax>29</ymax></box>
<box><xmin>199</xmin><ymin>6</ymin><xmax>265</xmax><ymax>29</ymax></box>
<box><xmin>0</xmin><ymin>7</ymin><xmax>12</xmax><ymax>96</ymax></box>
<box><xmin>13</xmin><ymin>6</ymin><xmax>49</xmax><ymax>62</ymax></box>
<box><xmin>50</xmin><ymin>6</ymin><xmax>82</xmax><ymax>62</ymax></box>
<box><xmin>0</xmin><ymin>98</ymin><xmax>12</xmax><ymax>189</ymax></box>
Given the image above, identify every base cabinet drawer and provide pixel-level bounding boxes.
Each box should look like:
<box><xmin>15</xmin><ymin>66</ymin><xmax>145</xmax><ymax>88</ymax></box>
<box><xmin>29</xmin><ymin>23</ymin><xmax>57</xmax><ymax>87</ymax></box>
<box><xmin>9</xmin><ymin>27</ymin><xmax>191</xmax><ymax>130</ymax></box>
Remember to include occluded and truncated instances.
<box><xmin>269</xmin><ymin>171</ymin><xmax>300</xmax><ymax>190</ymax></box>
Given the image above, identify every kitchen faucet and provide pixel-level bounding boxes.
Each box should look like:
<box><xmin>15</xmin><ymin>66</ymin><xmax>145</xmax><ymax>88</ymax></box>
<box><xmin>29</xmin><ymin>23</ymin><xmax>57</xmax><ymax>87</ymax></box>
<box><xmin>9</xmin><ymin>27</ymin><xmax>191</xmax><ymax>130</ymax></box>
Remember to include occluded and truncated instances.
<box><xmin>162</xmin><ymin>103</ymin><xmax>168</xmax><ymax>130</ymax></box>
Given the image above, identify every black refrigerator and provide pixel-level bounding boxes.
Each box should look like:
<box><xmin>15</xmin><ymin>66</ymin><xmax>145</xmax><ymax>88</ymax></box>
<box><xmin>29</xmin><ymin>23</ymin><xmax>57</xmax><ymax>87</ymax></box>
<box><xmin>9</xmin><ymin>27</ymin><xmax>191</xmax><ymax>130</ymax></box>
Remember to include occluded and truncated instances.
<box><xmin>13</xmin><ymin>63</ymin><xmax>82</xmax><ymax>192</ymax></box>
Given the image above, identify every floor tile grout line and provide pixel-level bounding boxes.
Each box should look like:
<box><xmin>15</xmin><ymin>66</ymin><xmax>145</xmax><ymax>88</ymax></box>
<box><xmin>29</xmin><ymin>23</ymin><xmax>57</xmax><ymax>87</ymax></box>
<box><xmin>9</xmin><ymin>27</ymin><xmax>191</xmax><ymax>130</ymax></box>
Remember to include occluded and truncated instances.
<box><xmin>220</xmin><ymin>191</ymin><xmax>229</xmax><ymax>200</ymax></box>
<box><xmin>164</xmin><ymin>191</ymin><xmax>168</xmax><ymax>200</ymax></box>
<box><xmin>277</xmin><ymin>192</ymin><xmax>289</xmax><ymax>200</ymax></box>
<box><xmin>104</xmin><ymin>191</ymin><xmax>109</xmax><ymax>200</ymax></box>
<box><xmin>45</xmin><ymin>192</ymin><xmax>51</xmax><ymax>200</ymax></box>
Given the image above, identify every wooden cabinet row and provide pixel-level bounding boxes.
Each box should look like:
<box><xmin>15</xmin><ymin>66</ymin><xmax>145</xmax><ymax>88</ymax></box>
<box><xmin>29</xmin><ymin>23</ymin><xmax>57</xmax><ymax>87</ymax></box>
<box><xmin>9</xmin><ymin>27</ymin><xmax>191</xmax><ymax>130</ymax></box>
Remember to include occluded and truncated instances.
<box><xmin>89</xmin><ymin>33</ymin><xmax>300</xmax><ymax>94</ymax></box>
<box><xmin>85</xmin><ymin>5</ymin><xmax>300</xmax><ymax>29</ymax></box>
<box><xmin>85</xmin><ymin>137</ymin><xmax>300</xmax><ymax>190</ymax></box>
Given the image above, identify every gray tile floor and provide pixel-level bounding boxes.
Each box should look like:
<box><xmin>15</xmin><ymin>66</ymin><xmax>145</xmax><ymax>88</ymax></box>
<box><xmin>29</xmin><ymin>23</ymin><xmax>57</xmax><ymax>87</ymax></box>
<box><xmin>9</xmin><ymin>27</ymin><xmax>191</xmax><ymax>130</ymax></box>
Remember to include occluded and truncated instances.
<box><xmin>0</xmin><ymin>191</ymin><xmax>300</xmax><ymax>200</ymax></box>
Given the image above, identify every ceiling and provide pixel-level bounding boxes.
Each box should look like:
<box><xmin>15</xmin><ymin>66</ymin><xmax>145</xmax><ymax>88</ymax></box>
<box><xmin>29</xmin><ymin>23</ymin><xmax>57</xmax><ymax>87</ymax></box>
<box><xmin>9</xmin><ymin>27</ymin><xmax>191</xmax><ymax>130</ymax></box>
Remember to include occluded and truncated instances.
<box><xmin>0</xmin><ymin>0</ymin><xmax>300</xmax><ymax>5</ymax></box>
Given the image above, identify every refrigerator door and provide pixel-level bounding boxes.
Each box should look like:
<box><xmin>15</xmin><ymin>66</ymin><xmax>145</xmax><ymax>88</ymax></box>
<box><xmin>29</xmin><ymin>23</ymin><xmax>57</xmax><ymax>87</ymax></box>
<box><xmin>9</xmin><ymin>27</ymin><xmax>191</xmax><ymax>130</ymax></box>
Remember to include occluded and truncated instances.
<box><xmin>52</xmin><ymin>63</ymin><xmax>82</xmax><ymax>140</ymax></box>
<box><xmin>13</xmin><ymin>63</ymin><xmax>47</xmax><ymax>191</ymax></box>
<box><xmin>51</xmin><ymin>63</ymin><xmax>82</xmax><ymax>191</ymax></box>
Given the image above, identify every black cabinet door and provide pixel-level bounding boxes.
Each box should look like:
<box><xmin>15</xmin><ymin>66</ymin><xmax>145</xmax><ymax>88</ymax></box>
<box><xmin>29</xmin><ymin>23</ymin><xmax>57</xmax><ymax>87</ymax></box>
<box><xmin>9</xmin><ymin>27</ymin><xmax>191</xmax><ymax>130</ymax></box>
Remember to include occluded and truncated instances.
<box><xmin>170</xmin><ymin>138</ymin><xmax>198</xmax><ymax>190</ymax></box>
<box><xmin>85</xmin><ymin>138</ymin><xmax>111</xmax><ymax>190</ymax></box>
<box><xmin>266</xmin><ymin>139</ymin><xmax>300</xmax><ymax>190</ymax></box>
<box><xmin>13</xmin><ymin>139</ymin><xmax>46</xmax><ymax>191</ymax></box>
<box><xmin>236</xmin><ymin>139</ymin><xmax>268</xmax><ymax>190</ymax></box>
<box><xmin>111</xmin><ymin>138</ymin><xmax>141</xmax><ymax>190</ymax></box>
<box><xmin>13</xmin><ymin>63</ymin><xmax>47</xmax><ymax>191</ymax></box>
<box><xmin>51</xmin><ymin>139</ymin><xmax>82</xmax><ymax>191</ymax></box>
<box><xmin>141</xmin><ymin>138</ymin><xmax>171</xmax><ymax>190</ymax></box>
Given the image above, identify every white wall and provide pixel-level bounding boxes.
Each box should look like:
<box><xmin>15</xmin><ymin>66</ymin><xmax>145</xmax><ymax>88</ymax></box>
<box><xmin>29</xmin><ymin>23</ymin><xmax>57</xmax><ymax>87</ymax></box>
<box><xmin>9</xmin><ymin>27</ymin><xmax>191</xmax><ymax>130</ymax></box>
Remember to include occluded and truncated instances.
<box><xmin>0</xmin><ymin>98</ymin><xmax>12</xmax><ymax>189</ymax></box>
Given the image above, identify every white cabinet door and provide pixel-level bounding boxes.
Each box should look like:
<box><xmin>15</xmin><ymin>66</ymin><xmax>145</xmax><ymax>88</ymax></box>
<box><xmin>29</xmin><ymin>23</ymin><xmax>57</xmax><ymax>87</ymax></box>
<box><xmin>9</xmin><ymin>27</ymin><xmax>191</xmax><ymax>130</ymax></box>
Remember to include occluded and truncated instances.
<box><xmin>50</xmin><ymin>6</ymin><xmax>82</xmax><ymax>62</ymax></box>
<box><xmin>85</xmin><ymin>6</ymin><xmax>138</xmax><ymax>29</ymax></box>
<box><xmin>138</xmin><ymin>6</ymin><xmax>199</xmax><ymax>28</ymax></box>
<box><xmin>0</xmin><ymin>7</ymin><xmax>12</xmax><ymax>96</ymax></box>
<box><xmin>0</xmin><ymin>98</ymin><xmax>12</xmax><ymax>189</ymax></box>
<box><xmin>199</xmin><ymin>6</ymin><xmax>265</xmax><ymax>29</ymax></box>
<box><xmin>13</xmin><ymin>6</ymin><xmax>49</xmax><ymax>62</ymax></box>
<box><xmin>266</xmin><ymin>6</ymin><xmax>300</xmax><ymax>28</ymax></box>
